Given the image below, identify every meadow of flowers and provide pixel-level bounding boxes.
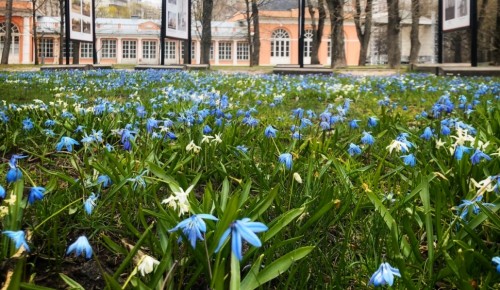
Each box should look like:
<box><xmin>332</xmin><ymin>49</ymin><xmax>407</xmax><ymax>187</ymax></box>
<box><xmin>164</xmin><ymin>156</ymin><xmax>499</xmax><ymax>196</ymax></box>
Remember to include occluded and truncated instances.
<box><xmin>0</xmin><ymin>69</ymin><xmax>499</xmax><ymax>289</ymax></box>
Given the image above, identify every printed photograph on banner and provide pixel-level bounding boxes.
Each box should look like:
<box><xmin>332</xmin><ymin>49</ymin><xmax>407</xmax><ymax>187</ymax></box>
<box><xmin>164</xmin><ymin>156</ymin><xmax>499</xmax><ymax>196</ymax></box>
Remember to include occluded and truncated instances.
<box><xmin>69</xmin><ymin>0</ymin><xmax>93</xmax><ymax>42</ymax></box>
<box><xmin>443</xmin><ymin>0</ymin><xmax>470</xmax><ymax>31</ymax></box>
<box><xmin>165</xmin><ymin>0</ymin><xmax>188</xmax><ymax>39</ymax></box>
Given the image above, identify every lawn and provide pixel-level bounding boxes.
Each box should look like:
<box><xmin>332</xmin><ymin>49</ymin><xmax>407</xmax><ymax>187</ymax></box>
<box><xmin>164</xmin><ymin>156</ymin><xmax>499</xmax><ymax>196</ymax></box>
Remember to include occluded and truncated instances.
<box><xmin>0</xmin><ymin>69</ymin><xmax>499</xmax><ymax>289</ymax></box>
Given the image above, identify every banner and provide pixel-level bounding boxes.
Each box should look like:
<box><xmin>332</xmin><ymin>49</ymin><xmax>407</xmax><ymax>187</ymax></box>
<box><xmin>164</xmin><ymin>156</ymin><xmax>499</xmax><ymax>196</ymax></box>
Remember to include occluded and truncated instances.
<box><xmin>166</xmin><ymin>0</ymin><xmax>188</xmax><ymax>39</ymax></box>
<box><xmin>69</xmin><ymin>0</ymin><xmax>93</xmax><ymax>42</ymax></box>
<box><xmin>443</xmin><ymin>0</ymin><xmax>470</xmax><ymax>31</ymax></box>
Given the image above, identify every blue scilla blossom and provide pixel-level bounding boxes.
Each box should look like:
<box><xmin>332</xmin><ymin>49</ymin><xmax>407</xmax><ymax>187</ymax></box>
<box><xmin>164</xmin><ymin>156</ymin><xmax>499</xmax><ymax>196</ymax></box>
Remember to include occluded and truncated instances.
<box><xmin>401</xmin><ymin>154</ymin><xmax>417</xmax><ymax>167</ymax></box>
<box><xmin>121</xmin><ymin>129</ymin><xmax>136</xmax><ymax>151</ymax></box>
<box><xmin>292</xmin><ymin>108</ymin><xmax>304</xmax><ymax>119</ymax></box>
<box><xmin>265</xmin><ymin>125</ymin><xmax>278</xmax><ymax>138</ymax></box>
<box><xmin>420</xmin><ymin>127</ymin><xmax>434</xmax><ymax>141</ymax></box>
<box><xmin>456</xmin><ymin>196</ymin><xmax>495</xmax><ymax>221</ymax></box>
<box><xmin>44</xmin><ymin>119</ymin><xmax>56</xmax><ymax>127</ymax></box>
<box><xmin>349</xmin><ymin>119</ymin><xmax>360</xmax><ymax>129</ymax></box>
<box><xmin>146</xmin><ymin>118</ymin><xmax>158</xmax><ymax>133</ymax></box>
<box><xmin>369</xmin><ymin>262</ymin><xmax>401</xmax><ymax>287</ymax></box>
<box><xmin>203</xmin><ymin>125</ymin><xmax>212</xmax><ymax>134</ymax></box>
<box><xmin>215</xmin><ymin>118</ymin><xmax>223</xmax><ymax>127</ymax></box>
<box><xmin>215</xmin><ymin>218</ymin><xmax>268</xmax><ymax>261</ymax></box>
<box><xmin>470</xmin><ymin>149</ymin><xmax>491</xmax><ymax>165</ymax></box>
<box><xmin>441</xmin><ymin>125</ymin><xmax>451</xmax><ymax>136</ymax></box>
<box><xmin>0</xmin><ymin>110</ymin><xmax>9</xmax><ymax>123</ymax></box>
<box><xmin>493</xmin><ymin>257</ymin><xmax>500</xmax><ymax>273</ymax></box>
<box><xmin>367</xmin><ymin>116</ymin><xmax>378</xmax><ymax>127</ymax></box>
<box><xmin>66</xmin><ymin>236</ymin><xmax>93</xmax><ymax>259</ymax></box>
<box><xmin>242</xmin><ymin>116</ymin><xmax>259</xmax><ymax>127</ymax></box>
<box><xmin>361</xmin><ymin>131</ymin><xmax>375</xmax><ymax>145</ymax></box>
<box><xmin>29</xmin><ymin>186</ymin><xmax>45</xmax><ymax>204</ymax></box>
<box><xmin>3</xmin><ymin>230</ymin><xmax>30</xmax><ymax>252</ymax></box>
<box><xmin>74</xmin><ymin>125</ymin><xmax>85</xmax><ymax>133</ymax></box>
<box><xmin>97</xmin><ymin>175</ymin><xmax>112</xmax><ymax>188</ymax></box>
<box><xmin>9</xmin><ymin>154</ymin><xmax>26</xmax><ymax>168</ymax></box>
<box><xmin>22</xmin><ymin>118</ymin><xmax>34</xmax><ymax>131</ymax></box>
<box><xmin>84</xmin><ymin>193</ymin><xmax>98</xmax><ymax>215</ymax></box>
<box><xmin>56</xmin><ymin>136</ymin><xmax>79</xmax><ymax>152</ymax></box>
<box><xmin>165</xmin><ymin>131</ymin><xmax>177</xmax><ymax>140</ymax></box>
<box><xmin>348</xmin><ymin>143</ymin><xmax>362</xmax><ymax>156</ymax></box>
<box><xmin>169</xmin><ymin>214</ymin><xmax>218</xmax><ymax>248</ymax></box>
<box><xmin>235</xmin><ymin>145</ymin><xmax>248</xmax><ymax>154</ymax></box>
<box><xmin>6</xmin><ymin>168</ymin><xmax>22</xmax><ymax>183</ymax></box>
<box><xmin>292</xmin><ymin>131</ymin><xmax>302</xmax><ymax>140</ymax></box>
<box><xmin>43</xmin><ymin>129</ymin><xmax>56</xmax><ymax>137</ymax></box>
<box><xmin>136</xmin><ymin>105</ymin><xmax>147</xmax><ymax>118</ymax></box>
<box><xmin>278</xmin><ymin>153</ymin><xmax>293</xmax><ymax>170</ymax></box>
<box><xmin>105</xmin><ymin>143</ymin><xmax>114</xmax><ymax>152</ymax></box>
<box><xmin>320</xmin><ymin>121</ymin><xmax>330</xmax><ymax>131</ymax></box>
<box><xmin>396</xmin><ymin>133</ymin><xmax>414</xmax><ymax>153</ymax></box>
<box><xmin>127</xmin><ymin>171</ymin><xmax>147</xmax><ymax>190</ymax></box>
<box><xmin>300</xmin><ymin>118</ymin><xmax>313</xmax><ymax>128</ymax></box>
<box><xmin>454</xmin><ymin>145</ymin><xmax>471</xmax><ymax>160</ymax></box>
<box><xmin>0</xmin><ymin>185</ymin><xmax>5</xmax><ymax>199</ymax></box>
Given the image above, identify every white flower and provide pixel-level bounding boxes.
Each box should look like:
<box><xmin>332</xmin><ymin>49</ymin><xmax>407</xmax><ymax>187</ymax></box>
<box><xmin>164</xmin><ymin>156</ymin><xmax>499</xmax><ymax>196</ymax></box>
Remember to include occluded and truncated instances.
<box><xmin>161</xmin><ymin>185</ymin><xmax>194</xmax><ymax>216</ymax></box>
<box><xmin>435</xmin><ymin>138</ymin><xmax>446</xmax><ymax>149</ymax></box>
<box><xmin>293</xmin><ymin>172</ymin><xmax>302</xmax><ymax>184</ymax></box>
<box><xmin>386</xmin><ymin>140</ymin><xmax>409</xmax><ymax>154</ymax></box>
<box><xmin>471</xmin><ymin>176</ymin><xmax>496</xmax><ymax>195</ymax></box>
<box><xmin>212</xmin><ymin>133</ymin><xmax>222</xmax><ymax>144</ymax></box>
<box><xmin>186</xmin><ymin>141</ymin><xmax>201</xmax><ymax>153</ymax></box>
<box><xmin>450</xmin><ymin>128</ymin><xmax>474</xmax><ymax>147</ymax></box>
<box><xmin>138</xmin><ymin>255</ymin><xmax>160</xmax><ymax>276</ymax></box>
<box><xmin>201</xmin><ymin>135</ymin><xmax>214</xmax><ymax>144</ymax></box>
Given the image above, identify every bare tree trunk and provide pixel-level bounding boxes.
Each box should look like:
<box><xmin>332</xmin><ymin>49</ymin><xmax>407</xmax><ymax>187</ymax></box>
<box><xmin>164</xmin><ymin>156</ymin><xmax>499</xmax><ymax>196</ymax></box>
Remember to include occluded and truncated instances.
<box><xmin>386</xmin><ymin>0</ymin><xmax>401</xmax><ymax>68</ymax></box>
<box><xmin>326</xmin><ymin>0</ymin><xmax>346</xmax><ymax>68</ymax></box>
<box><xmin>251</xmin><ymin>0</ymin><xmax>260</xmax><ymax>66</ymax></box>
<box><xmin>409</xmin><ymin>0</ymin><xmax>420</xmax><ymax>64</ymax></box>
<box><xmin>33</xmin><ymin>0</ymin><xmax>39</xmax><ymax>65</ymax></box>
<box><xmin>59</xmin><ymin>0</ymin><xmax>64</xmax><ymax>64</ymax></box>
<box><xmin>495</xmin><ymin>0</ymin><xmax>500</xmax><ymax>64</ymax></box>
<box><xmin>245</xmin><ymin>0</ymin><xmax>252</xmax><ymax>65</ymax></box>
<box><xmin>200</xmin><ymin>0</ymin><xmax>213</xmax><ymax>64</ymax></box>
<box><xmin>354</xmin><ymin>0</ymin><xmax>373</xmax><ymax>66</ymax></box>
<box><xmin>308</xmin><ymin>0</ymin><xmax>326</xmax><ymax>64</ymax></box>
<box><xmin>1</xmin><ymin>0</ymin><xmax>14</xmax><ymax>64</ymax></box>
<box><xmin>73</xmin><ymin>40</ymin><xmax>80</xmax><ymax>64</ymax></box>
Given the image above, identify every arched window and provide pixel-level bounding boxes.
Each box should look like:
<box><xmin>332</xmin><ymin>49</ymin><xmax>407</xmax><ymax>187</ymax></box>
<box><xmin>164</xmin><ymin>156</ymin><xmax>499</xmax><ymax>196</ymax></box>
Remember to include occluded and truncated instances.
<box><xmin>270</xmin><ymin>29</ymin><xmax>290</xmax><ymax>58</ymax></box>
<box><xmin>0</xmin><ymin>23</ymin><xmax>20</xmax><ymax>57</ymax></box>
<box><xmin>303</xmin><ymin>29</ymin><xmax>314</xmax><ymax>58</ymax></box>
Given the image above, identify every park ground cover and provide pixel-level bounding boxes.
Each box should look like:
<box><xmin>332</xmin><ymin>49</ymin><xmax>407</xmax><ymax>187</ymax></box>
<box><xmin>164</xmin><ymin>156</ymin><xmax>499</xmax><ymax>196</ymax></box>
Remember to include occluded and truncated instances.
<box><xmin>0</xmin><ymin>70</ymin><xmax>499</xmax><ymax>289</ymax></box>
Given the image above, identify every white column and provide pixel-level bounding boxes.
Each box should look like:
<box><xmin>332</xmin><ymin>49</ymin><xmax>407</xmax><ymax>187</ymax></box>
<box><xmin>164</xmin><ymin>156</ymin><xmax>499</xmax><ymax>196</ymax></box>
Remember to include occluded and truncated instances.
<box><xmin>138</xmin><ymin>38</ymin><xmax>142</xmax><ymax>64</ymax></box>
<box><xmin>196</xmin><ymin>41</ymin><xmax>200</xmax><ymax>64</ymax></box>
<box><xmin>116</xmin><ymin>38</ymin><xmax>122</xmax><ymax>64</ymax></box>
<box><xmin>22</xmin><ymin>17</ymin><xmax>31</xmax><ymax>64</ymax></box>
<box><xmin>214</xmin><ymin>40</ymin><xmax>219</xmax><ymax>65</ymax></box>
<box><xmin>232</xmin><ymin>40</ymin><xmax>237</xmax><ymax>65</ymax></box>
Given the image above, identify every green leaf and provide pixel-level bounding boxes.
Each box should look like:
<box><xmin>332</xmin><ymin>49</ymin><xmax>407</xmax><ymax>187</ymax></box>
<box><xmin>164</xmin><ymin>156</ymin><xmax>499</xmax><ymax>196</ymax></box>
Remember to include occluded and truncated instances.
<box><xmin>248</xmin><ymin>187</ymin><xmax>278</xmax><ymax>220</ymax></box>
<box><xmin>418</xmin><ymin>177</ymin><xmax>434</xmax><ymax>279</ymax></box>
<box><xmin>262</xmin><ymin>207</ymin><xmax>304</xmax><ymax>242</ymax></box>
<box><xmin>20</xmin><ymin>283</ymin><xmax>55</xmax><ymax>290</ymax></box>
<box><xmin>58</xmin><ymin>273</ymin><xmax>85</xmax><ymax>290</ymax></box>
<box><xmin>240</xmin><ymin>246</ymin><xmax>314</xmax><ymax>290</ymax></box>
<box><xmin>230</xmin><ymin>253</ymin><xmax>241</xmax><ymax>290</ymax></box>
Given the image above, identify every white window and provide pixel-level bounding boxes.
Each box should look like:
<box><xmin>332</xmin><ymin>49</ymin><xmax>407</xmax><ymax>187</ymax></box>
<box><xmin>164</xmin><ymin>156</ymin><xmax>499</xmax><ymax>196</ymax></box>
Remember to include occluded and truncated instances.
<box><xmin>39</xmin><ymin>38</ymin><xmax>54</xmax><ymax>58</ymax></box>
<box><xmin>327</xmin><ymin>39</ymin><xmax>331</xmax><ymax>58</ymax></box>
<box><xmin>210</xmin><ymin>42</ymin><xmax>214</xmax><ymax>60</ymax></box>
<box><xmin>304</xmin><ymin>30</ymin><xmax>313</xmax><ymax>57</ymax></box>
<box><xmin>165</xmin><ymin>41</ymin><xmax>176</xmax><ymax>59</ymax></box>
<box><xmin>270</xmin><ymin>29</ymin><xmax>290</xmax><ymax>58</ymax></box>
<box><xmin>101</xmin><ymin>39</ymin><xmax>116</xmax><ymax>58</ymax></box>
<box><xmin>0</xmin><ymin>23</ymin><xmax>20</xmax><ymax>56</ymax></box>
<box><xmin>236</xmin><ymin>42</ymin><xmax>249</xmax><ymax>60</ymax></box>
<box><xmin>122</xmin><ymin>40</ymin><xmax>137</xmax><ymax>59</ymax></box>
<box><xmin>142</xmin><ymin>40</ymin><xmax>156</xmax><ymax>59</ymax></box>
<box><xmin>63</xmin><ymin>42</ymin><xmax>73</xmax><ymax>58</ymax></box>
<box><xmin>80</xmin><ymin>42</ymin><xmax>92</xmax><ymax>58</ymax></box>
<box><xmin>180</xmin><ymin>41</ymin><xmax>196</xmax><ymax>60</ymax></box>
<box><xmin>218</xmin><ymin>42</ymin><xmax>232</xmax><ymax>60</ymax></box>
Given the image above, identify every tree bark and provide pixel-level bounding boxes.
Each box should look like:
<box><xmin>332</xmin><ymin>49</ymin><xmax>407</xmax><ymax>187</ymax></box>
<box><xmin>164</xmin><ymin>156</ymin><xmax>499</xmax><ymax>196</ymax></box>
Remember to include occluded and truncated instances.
<box><xmin>33</xmin><ymin>0</ymin><xmax>39</xmax><ymax>65</ymax></box>
<box><xmin>495</xmin><ymin>0</ymin><xmax>500</xmax><ymax>64</ymax></box>
<box><xmin>386</xmin><ymin>0</ymin><xmax>401</xmax><ymax>68</ymax></box>
<box><xmin>73</xmin><ymin>40</ymin><xmax>80</xmax><ymax>64</ymax></box>
<box><xmin>353</xmin><ymin>0</ymin><xmax>373</xmax><ymax>66</ymax></box>
<box><xmin>200</xmin><ymin>0</ymin><xmax>213</xmax><ymax>64</ymax></box>
<box><xmin>409</xmin><ymin>0</ymin><xmax>420</xmax><ymax>64</ymax></box>
<box><xmin>1</xmin><ymin>0</ymin><xmax>14</xmax><ymax>64</ymax></box>
<box><xmin>59</xmin><ymin>0</ymin><xmax>64</xmax><ymax>64</ymax></box>
<box><xmin>251</xmin><ymin>0</ymin><xmax>260</xmax><ymax>66</ymax></box>
<box><xmin>326</xmin><ymin>0</ymin><xmax>346</xmax><ymax>68</ymax></box>
<box><xmin>308</xmin><ymin>0</ymin><xmax>326</xmax><ymax>65</ymax></box>
<box><xmin>245</xmin><ymin>0</ymin><xmax>252</xmax><ymax>65</ymax></box>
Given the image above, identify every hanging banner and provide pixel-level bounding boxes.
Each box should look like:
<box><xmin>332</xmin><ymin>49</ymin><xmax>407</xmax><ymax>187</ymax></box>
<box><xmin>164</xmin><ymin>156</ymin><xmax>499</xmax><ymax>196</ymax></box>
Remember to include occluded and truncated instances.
<box><xmin>443</xmin><ymin>0</ymin><xmax>470</xmax><ymax>31</ymax></box>
<box><xmin>69</xmin><ymin>0</ymin><xmax>93</xmax><ymax>42</ymax></box>
<box><xmin>166</xmin><ymin>0</ymin><xmax>189</xmax><ymax>39</ymax></box>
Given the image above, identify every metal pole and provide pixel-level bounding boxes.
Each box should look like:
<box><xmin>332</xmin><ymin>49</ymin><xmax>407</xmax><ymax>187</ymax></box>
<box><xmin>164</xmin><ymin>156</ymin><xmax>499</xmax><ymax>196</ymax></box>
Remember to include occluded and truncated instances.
<box><xmin>298</xmin><ymin>0</ymin><xmax>305</xmax><ymax>68</ymax></box>
<box><xmin>160</xmin><ymin>0</ymin><xmax>167</xmax><ymax>65</ymax></box>
<box><xmin>437</xmin><ymin>0</ymin><xmax>443</xmax><ymax>64</ymax></box>
<box><xmin>92</xmin><ymin>0</ymin><xmax>97</xmax><ymax>64</ymax></box>
<box><xmin>470</xmin><ymin>0</ymin><xmax>478</xmax><ymax>67</ymax></box>
<box><xmin>65</xmin><ymin>0</ymin><xmax>70</xmax><ymax>65</ymax></box>
<box><xmin>187</xmin><ymin>0</ymin><xmax>192</xmax><ymax>65</ymax></box>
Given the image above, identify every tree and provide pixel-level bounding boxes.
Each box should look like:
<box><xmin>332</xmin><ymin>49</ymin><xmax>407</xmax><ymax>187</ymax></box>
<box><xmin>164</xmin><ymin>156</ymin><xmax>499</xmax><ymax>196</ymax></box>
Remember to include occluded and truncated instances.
<box><xmin>33</xmin><ymin>0</ymin><xmax>51</xmax><ymax>65</ymax></box>
<box><xmin>353</xmin><ymin>0</ymin><xmax>372</xmax><ymax>66</ymax></box>
<box><xmin>495</xmin><ymin>0</ymin><xmax>500</xmax><ymax>64</ymax></box>
<box><xmin>307</xmin><ymin>0</ymin><xmax>326</xmax><ymax>65</ymax></box>
<box><xmin>200</xmin><ymin>0</ymin><xmax>213</xmax><ymax>64</ymax></box>
<box><xmin>243</xmin><ymin>0</ymin><xmax>269</xmax><ymax>66</ymax></box>
<box><xmin>409</xmin><ymin>0</ymin><xmax>420</xmax><ymax>65</ymax></box>
<box><xmin>386</xmin><ymin>0</ymin><xmax>401</xmax><ymax>68</ymax></box>
<box><xmin>59</xmin><ymin>0</ymin><xmax>64</xmax><ymax>64</ymax></box>
<box><xmin>326</xmin><ymin>0</ymin><xmax>346</xmax><ymax>68</ymax></box>
<box><xmin>1</xmin><ymin>0</ymin><xmax>14</xmax><ymax>64</ymax></box>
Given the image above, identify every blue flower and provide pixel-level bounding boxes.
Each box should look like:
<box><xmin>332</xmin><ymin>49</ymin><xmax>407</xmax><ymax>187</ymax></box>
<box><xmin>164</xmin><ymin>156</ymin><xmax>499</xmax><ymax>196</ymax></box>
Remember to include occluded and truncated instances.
<box><xmin>0</xmin><ymin>185</ymin><xmax>5</xmax><ymax>199</ymax></box>
<box><xmin>28</xmin><ymin>186</ymin><xmax>45</xmax><ymax>204</ymax></box>
<box><xmin>203</xmin><ymin>125</ymin><xmax>212</xmax><ymax>134</ymax></box>
<box><xmin>470</xmin><ymin>149</ymin><xmax>491</xmax><ymax>165</ymax></box>
<box><xmin>493</xmin><ymin>257</ymin><xmax>500</xmax><ymax>273</ymax></box>
<box><xmin>66</xmin><ymin>236</ymin><xmax>93</xmax><ymax>259</ymax></box>
<box><xmin>9</xmin><ymin>154</ymin><xmax>27</xmax><ymax>168</ymax></box>
<box><xmin>6</xmin><ymin>168</ymin><xmax>22</xmax><ymax>183</ymax></box>
<box><xmin>401</xmin><ymin>154</ymin><xmax>417</xmax><ymax>167</ymax></box>
<box><xmin>264</xmin><ymin>125</ymin><xmax>277</xmax><ymax>138</ymax></box>
<box><xmin>97</xmin><ymin>175</ymin><xmax>112</xmax><ymax>188</ymax></box>
<box><xmin>121</xmin><ymin>129</ymin><xmax>136</xmax><ymax>151</ymax></box>
<box><xmin>349</xmin><ymin>119</ymin><xmax>360</xmax><ymax>129</ymax></box>
<box><xmin>56</xmin><ymin>136</ymin><xmax>79</xmax><ymax>152</ymax></box>
<box><xmin>3</xmin><ymin>230</ymin><xmax>30</xmax><ymax>252</ymax></box>
<box><xmin>146</xmin><ymin>118</ymin><xmax>158</xmax><ymax>133</ymax></box>
<box><xmin>367</xmin><ymin>117</ymin><xmax>378</xmax><ymax>127</ymax></box>
<box><xmin>127</xmin><ymin>171</ymin><xmax>147</xmax><ymax>190</ymax></box>
<box><xmin>105</xmin><ymin>143</ymin><xmax>114</xmax><ymax>152</ymax></box>
<box><xmin>348</xmin><ymin>143</ymin><xmax>362</xmax><ymax>156</ymax></box>
<box><xmin>420</xmin><ymin>127</ymin><xmax>434</xmax><ymax>141</ymax></box>
<box><xmin>169</xmin><ymin>214</ymin><xmax>218</xmax><ymax>248</ymax></box>
<box><xmin>84</xmin><ymin>193</ymin><xmax>98</xmax><ymax>215</ymax></box>
<box><xmin>361</xmin><ymin>131</ymin><xmax>375</xmax><ymax>145</ymax></box>
<box><xmin>44</xmin><ymin>119</ymin><xmax>56</xmax><ymax>127</ymax></box>
<box><xmin>441</xmin><ymin>125</ymin><xmax>451</xmax><ymax>136</ymax></box>
<box><xmin>215</xmin><ymin>218</ymin><xmax>268</xmax><ymax>260</ymax></box>
<box><xmin>165</xmin><ymin>131</ymin><xmax>177</xmax><ymax>140</ymax></box>
<box><xmin>454</xmin><ymin>145</ymin><xmax>471</xmax><ymax>160</ymax></box>
<box><xmin>368</xmin><ymin>262</ymin><xmax>401</xmax><ymax>286</ymax></box>
<box><xmin>278</xmin><ymin>153</ymin><xmax>293</xmax><ymax>170</ymax></box>
<box><xmin>235</xmin><ymin>145</ymin><xmax>248</xmax><ymax>154</ymax></box>
<box><xmin>22</xmin><ymin>118</ymin><xmax>34</xmax><ymax>131</ymax></box>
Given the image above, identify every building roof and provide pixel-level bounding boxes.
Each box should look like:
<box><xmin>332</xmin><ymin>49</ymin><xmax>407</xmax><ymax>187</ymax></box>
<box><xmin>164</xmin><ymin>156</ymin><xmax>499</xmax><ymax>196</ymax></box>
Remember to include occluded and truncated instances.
<box><xmin>261</xmin><ymin>0</ymin><xmax>298</xmax><ymax>11</ymax></box>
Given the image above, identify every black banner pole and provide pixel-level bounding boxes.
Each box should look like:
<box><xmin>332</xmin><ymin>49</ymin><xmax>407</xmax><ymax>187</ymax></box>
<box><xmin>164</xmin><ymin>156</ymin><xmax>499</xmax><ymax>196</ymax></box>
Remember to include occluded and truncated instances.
<box><xmin>160</xmin><ymin>0</ymin><xmax>166</xmax><ymax>65</ymax></box>
<box><xmin>470</xmin><ymin>0</ymin><xmax>478</xmax><ymax>67</ymax></box>
<box><xmin>187</xmin><ymin>0</ymin><xmax>192</xmax><ymax>65</ymax></box>
<box><xmin>92</xmin><ymin>0</ymin><xmax>97</xmax><ymax>64</ymax></box>
<box><xmin>437</xmin><ymin>0</ymin><xmax>443</xmax><ymax>64</ymax></box>
<box><xmin>65</xmin><ymin>0</ymin><xmax>70</xmax><ymax>65</ymax></box>
<box><xmin>298</xmin><ymin>0</ymin><xmax>305</xmax><ymax>68</ymax></box>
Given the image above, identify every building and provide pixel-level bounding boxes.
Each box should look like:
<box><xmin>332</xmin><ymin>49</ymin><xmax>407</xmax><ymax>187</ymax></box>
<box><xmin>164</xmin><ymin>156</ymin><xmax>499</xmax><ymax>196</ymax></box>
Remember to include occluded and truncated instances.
<box><xmin>0</xmin><ymin>0</ymin><xmax>435</xmax><ymax>66</ymax></box>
